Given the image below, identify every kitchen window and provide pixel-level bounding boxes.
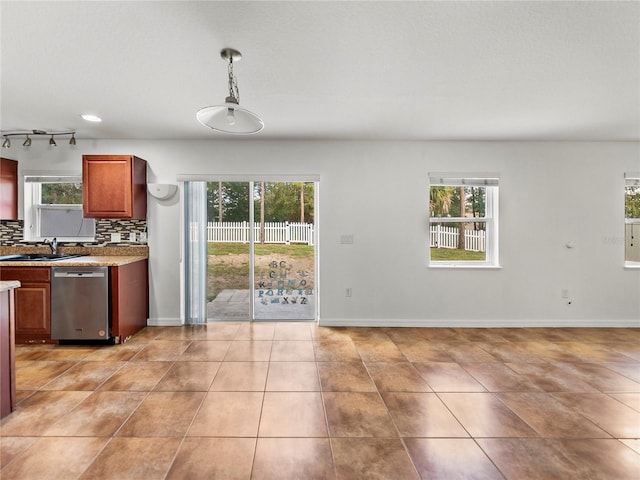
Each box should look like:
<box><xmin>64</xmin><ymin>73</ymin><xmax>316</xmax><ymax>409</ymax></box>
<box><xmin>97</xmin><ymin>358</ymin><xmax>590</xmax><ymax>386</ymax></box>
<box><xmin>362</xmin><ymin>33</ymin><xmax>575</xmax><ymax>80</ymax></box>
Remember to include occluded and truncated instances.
<box><xmin>625</xmin><ymin>172</ymin><xmax>640</xmax><ymax>267</ymax></box>
<box><xmin>23</xmin><ymin>175</ymin><xmax>95</xmax><ymax>241</ymax></box>
<box><xmin>428</xmin><ymin>173</ymin><xmax>500</xmax><ymax>268</ymax></box>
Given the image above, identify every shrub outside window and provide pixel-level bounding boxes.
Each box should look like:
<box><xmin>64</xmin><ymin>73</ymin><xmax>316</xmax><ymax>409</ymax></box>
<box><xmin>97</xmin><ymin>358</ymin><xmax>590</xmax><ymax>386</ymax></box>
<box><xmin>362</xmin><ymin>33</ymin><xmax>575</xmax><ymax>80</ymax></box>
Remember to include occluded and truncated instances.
<box><xmin>429</xmin><ymin>174</ymin><xmax>499</xmax><ymax>268</ymax></box>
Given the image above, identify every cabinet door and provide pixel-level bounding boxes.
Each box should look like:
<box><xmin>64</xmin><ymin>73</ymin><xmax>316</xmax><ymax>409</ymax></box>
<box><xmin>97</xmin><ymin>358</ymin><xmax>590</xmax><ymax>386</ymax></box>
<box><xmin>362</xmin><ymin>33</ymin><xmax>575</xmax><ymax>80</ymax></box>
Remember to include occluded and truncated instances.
<box><xmin>14</xmin><ymin>283</ymin><xmax>51</xmax><ymax>336</ymax></box>
<box><xmin>0</xmin><ymin>157</ymin><xmax>18</xmax><ymax>219</ymax></box>
<box><xmin>83</xmin><ymin>156</ymin><xmax>133</xmax><ymax>218</ymax></box>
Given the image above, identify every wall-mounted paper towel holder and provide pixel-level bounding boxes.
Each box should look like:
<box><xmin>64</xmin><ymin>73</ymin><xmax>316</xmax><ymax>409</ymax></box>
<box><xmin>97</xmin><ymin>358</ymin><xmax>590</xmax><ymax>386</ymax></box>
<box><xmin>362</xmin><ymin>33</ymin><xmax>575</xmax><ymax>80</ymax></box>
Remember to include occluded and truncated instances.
<box><xmin>147</xmin><ymin>183</ymin><xmax>178</xmax><ymax>200</ymax></box>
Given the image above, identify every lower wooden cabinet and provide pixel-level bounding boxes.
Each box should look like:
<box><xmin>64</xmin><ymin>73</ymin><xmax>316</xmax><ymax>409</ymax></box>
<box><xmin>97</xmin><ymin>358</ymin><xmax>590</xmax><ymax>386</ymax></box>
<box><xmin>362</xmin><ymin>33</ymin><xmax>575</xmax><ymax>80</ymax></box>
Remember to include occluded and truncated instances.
<box><xmin>111</xmin><ymin>260</ymin><xmax>149</xmax><ymax>341</ymax></box>
<box><xmin>0</xmin><ymin>261</ymin><xmax>148</xmax><ymax>344</ymax></box>
<box><xmin>0</xmin><ymin>268</ymin><xmax>52</xmax><ymax>344</ymax></box>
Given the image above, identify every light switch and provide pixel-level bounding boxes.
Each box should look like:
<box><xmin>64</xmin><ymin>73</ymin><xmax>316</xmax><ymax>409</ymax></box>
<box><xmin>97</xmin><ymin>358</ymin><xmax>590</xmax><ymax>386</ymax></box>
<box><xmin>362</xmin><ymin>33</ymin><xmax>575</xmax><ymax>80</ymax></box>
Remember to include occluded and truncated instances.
<box><xmin>340</xmin><ymin>234</ymin><xmax>354</xmax><ymax>244</ymax></box>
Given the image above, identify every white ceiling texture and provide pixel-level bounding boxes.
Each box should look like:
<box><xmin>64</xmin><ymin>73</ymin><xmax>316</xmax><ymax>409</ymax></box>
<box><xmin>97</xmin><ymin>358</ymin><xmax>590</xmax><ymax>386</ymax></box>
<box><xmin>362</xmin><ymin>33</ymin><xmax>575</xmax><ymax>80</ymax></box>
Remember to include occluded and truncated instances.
<box><xmin>1</xmin><ymin>1</ymin><xmax>638</xmax><ymax>142</ymax></box>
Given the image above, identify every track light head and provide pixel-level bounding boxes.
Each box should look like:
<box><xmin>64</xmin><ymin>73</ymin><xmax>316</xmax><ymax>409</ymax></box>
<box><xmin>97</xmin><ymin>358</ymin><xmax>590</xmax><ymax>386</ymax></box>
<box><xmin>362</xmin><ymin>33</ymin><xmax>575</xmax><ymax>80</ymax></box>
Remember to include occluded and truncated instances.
<box><xmin>23</xmin><ymin>136</ymin><xmax>32</xmax><ymax>147</ymax></box>
<box><xmin>49</xmin><ymin>135</ymin><xmax>57</xmax><ymax>146</ymax></box>
<box><xmin>69</xmin><ymin>134</ymin><xmax>76</xmax><ymax>146</ymax></box>
<box><xmin>2</xmin><ymin>137</ymin><xmax>9</xmax><ymax>148</ymax></box>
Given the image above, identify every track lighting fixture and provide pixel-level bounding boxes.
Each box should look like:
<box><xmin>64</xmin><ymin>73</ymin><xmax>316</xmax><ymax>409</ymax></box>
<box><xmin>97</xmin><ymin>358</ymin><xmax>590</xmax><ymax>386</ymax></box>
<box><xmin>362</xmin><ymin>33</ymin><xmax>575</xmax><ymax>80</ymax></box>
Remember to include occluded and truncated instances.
<box><xmin>196</xmin><ymin>48</ymin><xmax>264</xmax><ymax>134</ymax></box>
<box><xmin>0</xmin><ymin>129</ymin><xmax>76</xmax><ymax>149</ymax></box>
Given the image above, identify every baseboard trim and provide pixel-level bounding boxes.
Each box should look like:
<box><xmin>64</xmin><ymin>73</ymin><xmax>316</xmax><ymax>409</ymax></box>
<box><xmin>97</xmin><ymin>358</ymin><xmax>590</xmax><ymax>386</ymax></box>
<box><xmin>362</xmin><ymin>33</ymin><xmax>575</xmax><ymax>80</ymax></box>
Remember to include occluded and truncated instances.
<box><xmin>318</xmin><ymin>318</ymin><xmax>640</xmax><ymax>328</ymax></box>
<box><xmin>147</xmin><ymin>317</ymin><xmax>183</xmax><ymax>327</ymax></box>
<box><xmin>146</xmin><ymin>317</ymin><xmax>639</xmax><ymax>328</ymax></box>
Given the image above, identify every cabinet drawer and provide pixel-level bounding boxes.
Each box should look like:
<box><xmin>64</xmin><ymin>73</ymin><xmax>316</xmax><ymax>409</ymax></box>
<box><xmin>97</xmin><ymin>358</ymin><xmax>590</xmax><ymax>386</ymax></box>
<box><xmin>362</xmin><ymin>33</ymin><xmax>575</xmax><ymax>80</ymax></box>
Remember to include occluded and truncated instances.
<box><xmin>0</xmin><ymin>267</ymin><xmax>51</xmax><ymax>283</ymax></box>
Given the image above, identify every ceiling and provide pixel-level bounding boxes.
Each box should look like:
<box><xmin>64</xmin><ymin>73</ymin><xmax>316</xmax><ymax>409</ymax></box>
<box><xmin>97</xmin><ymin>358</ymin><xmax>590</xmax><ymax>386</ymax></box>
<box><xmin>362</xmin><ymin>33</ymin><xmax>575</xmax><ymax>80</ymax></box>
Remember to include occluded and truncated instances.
<box><xmin>1</xmin><ymin>1</ymin><xmax>638</xmax><ymax>142</ymax></box>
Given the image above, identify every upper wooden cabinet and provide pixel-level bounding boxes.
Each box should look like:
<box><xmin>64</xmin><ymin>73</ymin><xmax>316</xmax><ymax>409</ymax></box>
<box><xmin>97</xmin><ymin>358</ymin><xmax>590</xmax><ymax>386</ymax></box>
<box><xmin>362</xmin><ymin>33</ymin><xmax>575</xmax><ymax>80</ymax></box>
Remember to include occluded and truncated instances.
<box><xmin>0</xmin><ymin>157</ymin><xmax>18</xmax><ymax>220</ymax></box>
<box><xmin>82</xmin><ymin>155</ymin><xmax>147</xmax><ymax>219</ymax></box>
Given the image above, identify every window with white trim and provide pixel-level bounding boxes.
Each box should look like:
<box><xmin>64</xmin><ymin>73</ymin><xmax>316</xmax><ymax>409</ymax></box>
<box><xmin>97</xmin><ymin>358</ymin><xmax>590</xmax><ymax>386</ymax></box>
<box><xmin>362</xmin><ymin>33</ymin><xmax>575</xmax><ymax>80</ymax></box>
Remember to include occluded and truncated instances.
<box><xmin>429</xmin><ymin>174</ymin><xmax>499</xmax><ymax>267</ymax></box>
<box><xmin>625</xmin><ymin>173</ymin><xmax>640</xmax><ymax>266</ymax></box>
<box><xmin>23</xmin><ymin>175</ymin><xmax>95</xmax><ymax>241</ymax></box>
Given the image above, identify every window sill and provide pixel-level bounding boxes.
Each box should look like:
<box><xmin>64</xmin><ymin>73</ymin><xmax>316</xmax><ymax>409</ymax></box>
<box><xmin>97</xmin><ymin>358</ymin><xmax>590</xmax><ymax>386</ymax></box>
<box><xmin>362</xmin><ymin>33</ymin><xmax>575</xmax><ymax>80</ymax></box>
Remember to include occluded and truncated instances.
<box><xmin>429</xmin><ymin>263</ymin><xmax>503</xmax><ymax>270</ymax></box>
<box><xmin>624</xmin><ymin>262</ymin><xmax>640</xmax><ymax>269</ymax></box>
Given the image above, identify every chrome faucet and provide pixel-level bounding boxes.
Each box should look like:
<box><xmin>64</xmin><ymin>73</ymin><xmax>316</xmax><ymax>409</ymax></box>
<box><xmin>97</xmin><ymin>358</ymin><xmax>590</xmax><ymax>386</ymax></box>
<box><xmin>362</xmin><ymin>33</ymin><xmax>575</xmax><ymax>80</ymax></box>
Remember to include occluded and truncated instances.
<box><xmin>45</xmin><ymin>237</ymin><xmax>58</xmax><ymax>254</ymax></box>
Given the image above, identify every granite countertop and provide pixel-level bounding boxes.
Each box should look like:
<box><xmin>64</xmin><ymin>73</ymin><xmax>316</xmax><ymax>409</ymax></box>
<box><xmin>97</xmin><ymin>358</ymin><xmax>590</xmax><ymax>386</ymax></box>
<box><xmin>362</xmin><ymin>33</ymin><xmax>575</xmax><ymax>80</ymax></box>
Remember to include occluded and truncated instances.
<box><xmin>0</xmin><ymin>245</ymin><xmax>148</xmax><ymax>267</ymax></box>
<box><xmin>0</xmin><ymin>281</ymin><xmax>21</xmax><ymax>292</ymax></box>
<box><xmin>0</xmin><ymin>256</ymin><xmax>147</xmax><ymax>267</ymax></box>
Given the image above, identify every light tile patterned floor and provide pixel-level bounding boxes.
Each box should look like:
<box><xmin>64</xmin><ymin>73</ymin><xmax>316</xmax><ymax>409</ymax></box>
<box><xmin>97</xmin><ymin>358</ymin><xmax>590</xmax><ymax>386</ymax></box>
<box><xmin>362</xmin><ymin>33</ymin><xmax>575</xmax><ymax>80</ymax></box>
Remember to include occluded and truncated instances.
<box><xmin>1</xmin><ymin>324</ymin><xmax>639</xmax><ymax>479</ymax></box>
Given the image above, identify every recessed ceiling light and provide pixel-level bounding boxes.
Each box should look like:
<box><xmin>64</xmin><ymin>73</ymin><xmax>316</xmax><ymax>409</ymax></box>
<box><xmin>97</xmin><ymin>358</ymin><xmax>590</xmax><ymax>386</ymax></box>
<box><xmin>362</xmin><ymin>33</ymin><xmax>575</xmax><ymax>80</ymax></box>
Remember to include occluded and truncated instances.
<box><xmin>81</xmin><ymin>114</ymin><xmax>102</xmax><ymax>122</ymax></box>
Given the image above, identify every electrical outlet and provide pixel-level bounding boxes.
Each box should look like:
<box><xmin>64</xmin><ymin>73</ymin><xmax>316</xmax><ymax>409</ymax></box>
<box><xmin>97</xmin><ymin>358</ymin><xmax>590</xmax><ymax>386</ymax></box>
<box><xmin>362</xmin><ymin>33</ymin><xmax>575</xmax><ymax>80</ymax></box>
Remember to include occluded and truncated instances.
<box><xmin>345</xmin><ymin>288</ymin><xmax>352</xmax><ymax>297</ymax></box>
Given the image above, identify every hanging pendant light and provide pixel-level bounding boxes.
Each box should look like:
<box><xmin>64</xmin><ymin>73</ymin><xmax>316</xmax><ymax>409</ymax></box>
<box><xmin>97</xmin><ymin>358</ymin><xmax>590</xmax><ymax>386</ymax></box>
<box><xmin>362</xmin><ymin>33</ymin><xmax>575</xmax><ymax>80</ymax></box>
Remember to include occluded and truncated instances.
<box><xmin>196</xmin><ymin>48</ymin><xmax>264</xmax><ymax>135</ymax></box>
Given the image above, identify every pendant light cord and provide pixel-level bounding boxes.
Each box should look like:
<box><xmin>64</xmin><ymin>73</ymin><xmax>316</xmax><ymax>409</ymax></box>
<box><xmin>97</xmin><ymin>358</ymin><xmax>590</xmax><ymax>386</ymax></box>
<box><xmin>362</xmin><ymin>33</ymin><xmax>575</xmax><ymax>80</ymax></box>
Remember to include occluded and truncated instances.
<box><xmin>228</xmin><ymin>57</ymin><xmax>240</xmax><ymax>103</ymax></box>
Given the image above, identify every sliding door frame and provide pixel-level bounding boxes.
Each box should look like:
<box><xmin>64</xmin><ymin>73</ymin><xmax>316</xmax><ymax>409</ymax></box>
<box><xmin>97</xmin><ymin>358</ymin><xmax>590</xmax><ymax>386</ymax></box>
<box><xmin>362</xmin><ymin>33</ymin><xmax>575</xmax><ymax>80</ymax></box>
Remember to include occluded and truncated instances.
<box><xmin>179</xmin><ymin>174</ymin><xmax>320</xmax><ymax>324</ymax></box>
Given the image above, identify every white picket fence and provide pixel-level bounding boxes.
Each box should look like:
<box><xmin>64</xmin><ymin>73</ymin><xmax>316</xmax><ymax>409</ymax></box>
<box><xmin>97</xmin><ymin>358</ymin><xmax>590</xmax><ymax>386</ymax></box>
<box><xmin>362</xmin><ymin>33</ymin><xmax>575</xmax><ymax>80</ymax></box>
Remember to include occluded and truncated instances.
<box><xmin>430</xmin><ymin>224</ymin><xmax>486</xmax><ymax>252</ymax></box>
<box><xmin>208</xmin><ymin>221</ymin><xmax>315</xmax><ymax>245</ymax></box>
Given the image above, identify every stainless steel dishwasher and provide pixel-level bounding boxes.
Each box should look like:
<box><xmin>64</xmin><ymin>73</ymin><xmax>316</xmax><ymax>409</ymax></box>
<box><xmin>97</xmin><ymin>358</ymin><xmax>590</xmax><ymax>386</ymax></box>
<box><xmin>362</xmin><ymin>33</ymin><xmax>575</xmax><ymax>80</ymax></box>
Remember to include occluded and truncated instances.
<box><xmin>51</xmin><ymin>266</ymin><xmax>111</xmax><ymax>341</ymax></box>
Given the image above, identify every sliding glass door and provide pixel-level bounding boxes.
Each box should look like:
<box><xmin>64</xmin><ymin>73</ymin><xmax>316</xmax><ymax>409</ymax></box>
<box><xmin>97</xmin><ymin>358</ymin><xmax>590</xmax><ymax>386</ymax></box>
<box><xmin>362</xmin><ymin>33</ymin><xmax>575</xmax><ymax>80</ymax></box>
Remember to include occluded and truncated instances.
<box><xmin>184</xmin><ymin>177</ymin><xmax>317</xmax><ymax>323</ymax></box>
<box><xmin>252</xmin><ymin>181</ymin><xmax>315</xmax><ymax>321</ymax></box>
<box><xmin>207</xmin><ymin>182</ymin><xmax>252</xmax><ymax>321</ymax></box>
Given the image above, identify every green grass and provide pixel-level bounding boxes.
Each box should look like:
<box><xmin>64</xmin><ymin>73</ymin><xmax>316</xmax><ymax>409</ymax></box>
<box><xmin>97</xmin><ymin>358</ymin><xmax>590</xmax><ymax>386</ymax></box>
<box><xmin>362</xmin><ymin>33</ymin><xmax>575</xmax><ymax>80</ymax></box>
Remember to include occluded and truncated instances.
<box><xmin>208</xmin><ymin>242</ymin><xmax>314</xmax><ymax>257</ymax></box>
<box><xmin>430</xmin><ymin>248</ymin><xmax>486</xmax><ymax>261</ymax></box>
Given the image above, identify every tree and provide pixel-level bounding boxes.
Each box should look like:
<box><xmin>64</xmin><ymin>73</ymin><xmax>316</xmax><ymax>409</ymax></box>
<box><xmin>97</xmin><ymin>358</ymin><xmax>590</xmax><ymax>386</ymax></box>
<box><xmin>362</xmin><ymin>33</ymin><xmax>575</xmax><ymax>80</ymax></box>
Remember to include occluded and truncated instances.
<box><xmin>457</xmin><ymin>186</ymin><xmax>466</xmax><ymax>250</ymax></box>
<box><xmin>207</xmin><ymin>181</ymin><xmax>315</xmax><ymax>227</ymax></box>
<box><xmin>41</xmin><ymin>183</ymin><xmax>83</xmax><ymax>204</ymax></box>
<box><xmin>626</xmin><ymin>186</ymin><xmax>640</xmax><ymax>218</ymax></box>
<box><xmin>256</xmin><ymin>182</ymin><xmax>314</xmax><ymax>223</ymax></box>
<box><xmin>207</xmin><ymin>182</ymin><xmax>251</xmax><ymax>222</ymax></box>
<box><xmin>429</xmin><ymin>186</ymin><xmax>455</xmax><ymax>216</ymax></box>
<box><xmin>468</xmin><ymin>187</ymin><xmax>486</xmax><ymax>230</ymax></box>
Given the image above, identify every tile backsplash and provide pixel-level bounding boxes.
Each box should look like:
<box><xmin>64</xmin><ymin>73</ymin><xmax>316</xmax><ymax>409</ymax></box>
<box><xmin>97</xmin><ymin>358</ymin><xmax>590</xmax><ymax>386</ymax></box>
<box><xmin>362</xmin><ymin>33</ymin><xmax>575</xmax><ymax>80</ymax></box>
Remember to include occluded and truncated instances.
<box><xmin>0</xmin><ymin>219</ymin><xmax>147</xmax><ymax>246</ymax></box>
<box><xmin>0</xmin><ymin>220</ymin><xmax>24</xmax><ymax>245</ymax></box>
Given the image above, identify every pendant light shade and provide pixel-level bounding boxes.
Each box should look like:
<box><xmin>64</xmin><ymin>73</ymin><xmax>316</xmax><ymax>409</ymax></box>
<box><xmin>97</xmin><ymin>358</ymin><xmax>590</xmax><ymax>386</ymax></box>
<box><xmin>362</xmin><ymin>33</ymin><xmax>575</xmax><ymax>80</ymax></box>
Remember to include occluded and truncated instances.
<box><xmin>197</xmin><ymin>48</ymin><xmax>264</xmax><ymax>135</ymax></box>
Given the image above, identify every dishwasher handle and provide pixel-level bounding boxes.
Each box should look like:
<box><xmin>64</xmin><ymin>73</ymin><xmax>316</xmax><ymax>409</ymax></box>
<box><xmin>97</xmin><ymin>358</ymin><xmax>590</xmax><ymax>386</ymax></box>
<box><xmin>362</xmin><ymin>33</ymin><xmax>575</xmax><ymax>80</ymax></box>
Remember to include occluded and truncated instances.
<box><xmin>54</xmin><ymin>271</ymin><xmax>106</xmax><ymax>278</ymax></box>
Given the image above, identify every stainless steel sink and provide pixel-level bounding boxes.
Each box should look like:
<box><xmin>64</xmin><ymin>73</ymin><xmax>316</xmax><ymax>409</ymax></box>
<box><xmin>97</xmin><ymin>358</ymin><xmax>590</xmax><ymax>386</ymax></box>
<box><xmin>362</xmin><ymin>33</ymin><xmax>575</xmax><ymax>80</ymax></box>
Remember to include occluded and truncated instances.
<box><xmin>0</xmin><ymin>253</ymin><xmax>84</xmax><ymax>262</ymax></box>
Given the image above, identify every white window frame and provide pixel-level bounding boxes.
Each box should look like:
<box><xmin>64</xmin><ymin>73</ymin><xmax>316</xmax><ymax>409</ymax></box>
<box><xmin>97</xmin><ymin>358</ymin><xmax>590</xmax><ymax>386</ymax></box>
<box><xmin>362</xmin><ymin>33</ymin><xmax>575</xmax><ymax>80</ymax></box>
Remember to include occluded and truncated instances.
<box><xmin>428</xmin><ymin>173</ymin><xmax>500</xmax><ymax>269</ymax></box>
<box><xmin>23</xmin><ymin>174</ymin><xmax>95</xmax><ymax>242</ymax></box>
<box><xmin>625</xmin><ymin>172</ymin><xmax>640</xmax><ymax>268</ymax></box>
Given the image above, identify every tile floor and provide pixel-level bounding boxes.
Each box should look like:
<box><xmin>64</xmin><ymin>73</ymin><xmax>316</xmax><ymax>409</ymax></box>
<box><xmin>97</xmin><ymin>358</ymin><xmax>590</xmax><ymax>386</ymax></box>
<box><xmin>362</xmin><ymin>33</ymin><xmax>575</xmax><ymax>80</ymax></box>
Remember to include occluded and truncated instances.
<box><xmin>1</xmin><ymin>323</ymin><xmax>639</xmax><ymax>479</ymax></box>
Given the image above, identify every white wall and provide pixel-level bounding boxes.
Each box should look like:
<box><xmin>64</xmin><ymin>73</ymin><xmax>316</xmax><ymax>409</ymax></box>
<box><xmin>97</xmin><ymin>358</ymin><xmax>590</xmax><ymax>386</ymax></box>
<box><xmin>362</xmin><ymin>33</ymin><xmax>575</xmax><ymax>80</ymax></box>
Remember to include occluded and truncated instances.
<box><xmin>12</xmin><ymin>139</ymin><xmax>640</xmax><ymax>327</ymax></box>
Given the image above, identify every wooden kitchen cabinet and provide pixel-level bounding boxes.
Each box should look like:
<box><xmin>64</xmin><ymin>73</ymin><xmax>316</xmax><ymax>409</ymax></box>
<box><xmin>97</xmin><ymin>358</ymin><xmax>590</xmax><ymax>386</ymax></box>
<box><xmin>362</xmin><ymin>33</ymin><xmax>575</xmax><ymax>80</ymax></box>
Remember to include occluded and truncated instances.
<box><xmin>82</xmin><ymin>155</ymin><xmax>147</xmax><ymax>219</ymax></box>
<box><xmin>1</xmin><ymin>284</ymin><xmax>18</xmax><ymax>418</ymax></box>
<box><xmin>1</xmin><ymin>157</ymin><xmax>18</xmax><ymax>219</ymax></box>
<box><xmin>0</xmin><ymin>268</ymin><xmax>52</xmax><ymax>344</ymax></box>
<box><xmin>111</xmin><ymin>259</ymin><xmax>149</xmax><ymax>340</ymax></box>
